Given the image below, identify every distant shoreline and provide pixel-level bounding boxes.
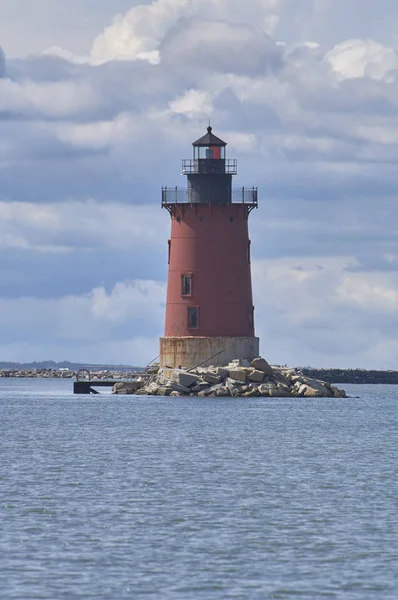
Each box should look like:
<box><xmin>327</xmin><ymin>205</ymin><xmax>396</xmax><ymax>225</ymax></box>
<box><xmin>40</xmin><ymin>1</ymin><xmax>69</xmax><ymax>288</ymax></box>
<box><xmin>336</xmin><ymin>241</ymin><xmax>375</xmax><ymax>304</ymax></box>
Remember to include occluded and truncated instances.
<box><xmin>302</xmin><ymin>369</ymin><xmax>398</xmax><ymax>385</ymax></box>
<box><xmin>1</xmin><ymin>367</ymin><xmax>398</xmax><ymax>384</ymax></box>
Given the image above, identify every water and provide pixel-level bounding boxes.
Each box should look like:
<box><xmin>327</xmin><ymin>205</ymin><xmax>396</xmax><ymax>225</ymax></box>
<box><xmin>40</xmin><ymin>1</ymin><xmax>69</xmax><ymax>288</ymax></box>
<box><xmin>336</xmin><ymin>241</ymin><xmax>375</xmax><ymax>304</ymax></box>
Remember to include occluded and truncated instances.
<box><xmin>0</xmin><ymin>380</ymin><xmax>397</xmax><ymax>599</ymax></box>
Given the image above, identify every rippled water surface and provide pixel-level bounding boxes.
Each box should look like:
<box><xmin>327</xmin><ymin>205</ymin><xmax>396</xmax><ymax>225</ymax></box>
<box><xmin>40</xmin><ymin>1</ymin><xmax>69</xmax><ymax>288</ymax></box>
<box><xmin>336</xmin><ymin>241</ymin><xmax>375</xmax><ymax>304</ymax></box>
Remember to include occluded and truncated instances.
<box><xmin>0</xmin><ymin>379</ymin><xmax>397</xmax><ymax>599</ymax></box>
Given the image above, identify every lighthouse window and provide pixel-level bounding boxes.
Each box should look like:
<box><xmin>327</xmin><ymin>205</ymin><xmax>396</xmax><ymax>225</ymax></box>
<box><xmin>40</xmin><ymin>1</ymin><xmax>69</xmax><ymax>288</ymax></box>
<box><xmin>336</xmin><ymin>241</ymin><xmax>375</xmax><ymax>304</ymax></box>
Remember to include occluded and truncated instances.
<box><xmin>195</xmin><ymin>146</ymin><xmax>225</xmax><ymax>160</ymax></box>
<box><xmin>188</xmin><ymin>307</ymin><xmax>199</xmax><ymax>329</ymax></box>
<box><xmin>182</xmin><ymin>275</ymin><xmax>192</xmax><ymax>297</ymax></box>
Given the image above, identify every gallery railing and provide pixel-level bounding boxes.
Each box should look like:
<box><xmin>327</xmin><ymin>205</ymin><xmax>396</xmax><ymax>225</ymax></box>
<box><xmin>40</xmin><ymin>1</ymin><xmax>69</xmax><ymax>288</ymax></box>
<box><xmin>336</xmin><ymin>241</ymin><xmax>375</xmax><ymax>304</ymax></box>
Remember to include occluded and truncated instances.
<box><xmin>162</xmin><ymin>187</ymin><xmax>258</xmax><ymax>207</ymax></box>
<box><xmin>181</xmin><ymin>159</ymin><xmax>238</xmax><ymax>175</ymax></box>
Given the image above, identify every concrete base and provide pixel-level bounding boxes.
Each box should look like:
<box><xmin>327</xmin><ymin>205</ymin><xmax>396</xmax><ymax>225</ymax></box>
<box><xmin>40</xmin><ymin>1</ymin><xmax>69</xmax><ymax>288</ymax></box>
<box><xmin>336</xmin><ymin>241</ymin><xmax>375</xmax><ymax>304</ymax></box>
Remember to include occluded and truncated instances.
<box><xmin>160</xmin><ymin>337</ymin><xmax>260</xmax><ymax>369</ymax></box>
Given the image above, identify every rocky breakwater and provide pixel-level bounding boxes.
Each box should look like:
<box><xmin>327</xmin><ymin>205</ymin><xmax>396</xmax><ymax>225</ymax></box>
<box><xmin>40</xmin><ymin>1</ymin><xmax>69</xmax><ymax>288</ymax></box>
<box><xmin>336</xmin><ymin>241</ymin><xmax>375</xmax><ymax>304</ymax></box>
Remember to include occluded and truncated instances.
<box><xmin>113</xmin><ymin>358</ymin><xmax>347</xmax><ymax>398</ymax></box>
<box><xmin>0</xmin><ymin>369</ymin><xmax>77</xmax><ymax>379</ymax></box>
<box><xmin>0</xmin><ymin>369</ymin><xmax>140</xmax><ymax>380</ymax></box>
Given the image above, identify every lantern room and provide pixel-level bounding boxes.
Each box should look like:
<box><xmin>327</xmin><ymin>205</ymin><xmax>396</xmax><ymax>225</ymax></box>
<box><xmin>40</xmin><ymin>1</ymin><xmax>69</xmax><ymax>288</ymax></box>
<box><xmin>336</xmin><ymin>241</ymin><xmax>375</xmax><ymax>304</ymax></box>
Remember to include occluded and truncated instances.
<box><xmin>193</xmin><ymin>126</ymin><xmax>226</xmax><ymax>160</ymax></box>
<box><xmin>182</xmin><ymin>126</ymin><xmax>237</xmax><ymax>175</ymax></box>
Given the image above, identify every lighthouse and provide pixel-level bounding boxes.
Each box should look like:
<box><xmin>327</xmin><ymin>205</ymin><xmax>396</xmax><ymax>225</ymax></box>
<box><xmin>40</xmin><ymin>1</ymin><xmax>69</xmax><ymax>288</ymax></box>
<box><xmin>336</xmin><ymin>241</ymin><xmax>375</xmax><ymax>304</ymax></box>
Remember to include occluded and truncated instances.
<box><xmin>160</xmin><ymin>126</ymin><xmax>259</xmax><ymax>368</ymax></box>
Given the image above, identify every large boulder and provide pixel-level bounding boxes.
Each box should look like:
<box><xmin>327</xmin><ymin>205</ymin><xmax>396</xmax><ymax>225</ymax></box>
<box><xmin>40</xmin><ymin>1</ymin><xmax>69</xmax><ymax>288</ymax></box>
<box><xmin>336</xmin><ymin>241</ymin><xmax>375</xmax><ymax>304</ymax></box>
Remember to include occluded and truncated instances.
<box><xmin>295</xmin><ymin>378</ymin><xmax>331</xmax><ymax>397</ymax></box>
<box><xmin>174</xmin><ymin>370</ymin><xmax>201</xmax><ymax>389</ymax></box>
<box><xmin>169</xmin><ymin>382</ymin><xmax>192</xmax><ymax>394</ymax></box>
<box><xmin>202</xmin><ymin>372</ymin><xmax>222</xmax><ymax>385</ymax></box>
<box><xmin>271</xmin><ymin>384</ymin><xmax>292</xmax><ymax>398</ymax></box>
<box><xmin>258</xmin><ymin>383</ymin><xmax>278</xmax><ymax>397</ymax></box>
<box><xmin>214</xmin><ymin>386</ymin><xmax>231</xmax><ymax>397</ymax></box>
<box><xmin>248</xmin><ymin>369</ymin><xmax>265</xmax><ymax>383</ymax></box>
<box><xmin>250</xmin><ymin>358</ymin><xmax>274</xmax><ymax>376</ymax></box>
<box><xmin>243</xmin><ymin>388</ymin><xmax>261</xmax><ymax>398</ymax></box>
<box><xmin>113</xmin><ymin>381</ymin><xmax>143</xmax><ymax>395</ymax></box>
<box><xmin>191</xmin><ymin>381</ymin><xmax>211</xmax><ymax>394</ymax></box>
<box><xmin>229</xmin><ymin>369</ymin><xmax>247</xmax><ymax>383</ymax></box>
<box><xmin>215</xmin><ymin>367</ymin><xmax>229</xmax><ymax>380</ymax></box>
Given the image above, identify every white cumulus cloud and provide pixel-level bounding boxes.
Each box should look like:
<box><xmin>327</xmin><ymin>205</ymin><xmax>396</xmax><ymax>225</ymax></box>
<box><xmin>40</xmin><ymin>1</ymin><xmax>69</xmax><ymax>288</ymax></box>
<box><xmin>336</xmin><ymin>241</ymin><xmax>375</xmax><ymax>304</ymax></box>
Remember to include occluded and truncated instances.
<box><xmin>326</xmin><ymin>39</ymin><xmax>398</xmax><ymax>81</ymax></box>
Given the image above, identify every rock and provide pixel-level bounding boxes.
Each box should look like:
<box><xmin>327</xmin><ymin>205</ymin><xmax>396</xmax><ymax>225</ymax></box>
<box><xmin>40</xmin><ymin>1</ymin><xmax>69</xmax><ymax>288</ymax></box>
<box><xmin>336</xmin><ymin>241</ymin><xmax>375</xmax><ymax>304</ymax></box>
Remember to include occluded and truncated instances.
<box><xmin>228</xmin><ymin>369</ymin><xmax>247</xmax><ymax>383</ymax></box>
<box><xmin>250</xmin><ymin>358</ymin><xmax>274</xmax><ymax>376</ymax></box>
<box><xmin>191</xmin><ymin>381</ymin><xmax>211</xmax><ymax>393</ymax></box>
<box><xmin>227</xmin><ymin>359</ymin><xmax>250</xmax><ymax>368</ymax></box>
<box><xmin>156</xmin><ymin>386</ymin><xmax>171</xmax><ymax>397</ymax></box>
<box><xmin>272</xmin><ymin>372</ymin><xmax>292</xmax><ymax>387</ymax></box>
<box><xmin>215</xmin><ymin>367</ymin><xmax>229</xmax><ymax>380</ymax></box>
<box><xmin>170</xmin><ymin>391</ymin><xmax>182</xmax><ymax>397</ymax></box>
<box><xmin>332</xmin><ymin>386</ymin><xmax>347</xmax><ymax>398</ymax></box>
<box><xmin>175</xmin><ymin>371</ymin><xmax>200</xmax><ymax>388</ymax></box>
<box><xmin>121</xmin><ymin>359</ymin><xmax>346</xmax><ymax>401</ymax></box>
<box><xmin>214</xmin><ymin>386</ymin><xmax>231</xmax><ymax>397</ymax></box>
<box><xmin>297</xmin><ymin>385</ymin><xmax>317</xmax><ymax>398</ymax></box>
<box><xmin>299</xmin><ymin>378</ymin><xmax>331</xmax><ymax>397</ymax></box>
<box><xmin>271</xmin><ymin>384</ymin><xmax>291</xmax><ymax>397</ymax></box>
<box><xmin>112</xmin><ymin>381</ymin><xmax>142</xmax><ymax>395</ymax></box>
<box><xmin>243</xmin><ymin>388</ymin><xmax>261</xmax><ymax>398</ymax></box>
<box><xmin>169</xmin><ymin>382</ymin><xmax>192</xmax><ymax>395</ymax></box>
<box><xmin>204</xmin><ymin>384</ymin><xmax>224</xmax><ymax>396</ymax></box>
<box><xmin>258</xmin><ymin>383</ymin><xmax>278</xmax><ymax>397</ymax></box>
<box><xmin>225</xmin><ymin>378</ymin><xmax>244</xmax><ymax>395</ymax></box>
<box><xmin>202</xmin><ymin>372</ymin><xmax>222</xmax><ymax>385</ymax></box>
<box><xmin>247</xmin><ymin>369</ymin><xmax>265</xmax><ymax>383</ymax></box>
<box><xmin>145</xmin><ymin>382</ymin><xmax>160</xmax><ymax>395</ymax></box>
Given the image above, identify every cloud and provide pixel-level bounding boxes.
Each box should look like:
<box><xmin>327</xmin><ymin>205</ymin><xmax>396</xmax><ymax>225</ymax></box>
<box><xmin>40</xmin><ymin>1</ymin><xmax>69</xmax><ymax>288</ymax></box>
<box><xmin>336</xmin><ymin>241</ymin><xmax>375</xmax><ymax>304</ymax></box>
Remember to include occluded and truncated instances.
<box><xmin>91</xmin><ymin>0</ymin><xmax>190</xmax><ymax>64</ymax></box>
<box><xmin>90</xmin><ymin>0</ymin><xmax>281</xmax><ymax>65</ymax></box>
<box><xmin>253</xmin><ymin>257</ymin><xmax>398</xmax><ymax>369</ymax></box>
<box><xmin>161</xmin><ymin>19</ymin><xmax>283</xmax><ymax>76</ymax></box>
<box><xmin>0</xmin><ymin>280</ymin><xmax>165</xmax><ymax>364</ymax></box>
<box><xmin>326</xmin><ymin>39</ymin><xmax>398</xmax><ymax>81</ymax></box>
<box><xmin>0</xmin><ymin>46</ymin><xmax>6</xmax><ymax>78</ymax></box>
<box><xmin>0</xmin><ymin>200</ymin><xmax>167</xmax><ymax>253</ymax></box>
<box><xmin>1</xmin><ymin>2</ymin><xmax>398</xmax><ymax>367</ymax></box>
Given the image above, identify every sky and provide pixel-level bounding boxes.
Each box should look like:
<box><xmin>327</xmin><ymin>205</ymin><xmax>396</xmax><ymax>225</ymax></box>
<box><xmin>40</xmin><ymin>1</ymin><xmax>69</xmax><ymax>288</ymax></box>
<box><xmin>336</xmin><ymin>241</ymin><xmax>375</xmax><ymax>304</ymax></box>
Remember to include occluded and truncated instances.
<box><xmin>1</xmin><ymin>0</ymin><xmax>398</xmax><ymax>368</ymax></box>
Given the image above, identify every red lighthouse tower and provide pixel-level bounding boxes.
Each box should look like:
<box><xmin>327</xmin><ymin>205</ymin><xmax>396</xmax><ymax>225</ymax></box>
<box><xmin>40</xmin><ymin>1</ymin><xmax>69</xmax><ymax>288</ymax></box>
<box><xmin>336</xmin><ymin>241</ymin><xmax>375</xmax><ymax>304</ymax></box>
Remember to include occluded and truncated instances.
<box><xmin>160</xmin><ymin>127</ymin><xmax>259</xmax><ymax>368</ymax></box>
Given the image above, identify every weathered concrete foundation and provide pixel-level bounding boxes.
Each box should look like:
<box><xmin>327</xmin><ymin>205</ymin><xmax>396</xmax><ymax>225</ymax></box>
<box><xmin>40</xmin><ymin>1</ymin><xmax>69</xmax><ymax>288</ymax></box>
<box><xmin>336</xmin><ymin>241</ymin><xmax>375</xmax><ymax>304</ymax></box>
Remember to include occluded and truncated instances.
<box><xmin>160</xmin><ymin>336</ymin><xmax>260</xmax><ymax>369</ymax></box>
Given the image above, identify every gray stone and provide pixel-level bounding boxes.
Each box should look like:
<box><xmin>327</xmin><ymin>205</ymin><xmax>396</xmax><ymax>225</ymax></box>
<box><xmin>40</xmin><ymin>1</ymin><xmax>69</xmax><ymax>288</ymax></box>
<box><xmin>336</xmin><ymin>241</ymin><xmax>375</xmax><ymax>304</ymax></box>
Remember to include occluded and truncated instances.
<box><xmin>169</xmin><ymin>382</ymin><xmax>192</xmax><ymax>394</ymax></box>
<box><xmin>225</xmin><ymin>378</ymin><xmax>244</xmax><ymax>395</ymax></box>
<box><xmin>204</xmin><ymin>384</ymin><xmax>224</xmax><ymax>396</ymax></box>
<box><xmin>214</xmin><ymin>386</ymin><xmax>231</xmax><ymax>397</ymax></box>
<box><xmin>202</xmin><ymin>372</ymin><xmax>222</xmax><ymax>385</ymax></box>
<box><xmin>227</xmin><ymin>359</ymin><xmax>250</xmax><ymax>368</ymax></box>
<box><xmin>243</xmin><ymin>388</ymin><xmax>261</xmax><ymax>398</ymax></box>
<box><xmin>248</xmin><ymin>369</ymin><xmax>265</xmax><ymax>383</ymax></box>
<box><xmin>258</xmin><ymin>383</ymin><xmax>278</xmax><ymax>397</ymax></box>
<box><xmin>250</xmin><ymin>358</ymin><xmax>274</xmax><ymax>376</ymax></box>
<box><xmin>332</xmin><ymin>386</ymin><xmax>346</xmax><ymax>398</ymax></box>
<box><xmin>301</xmin><ymin>378</ymin><xmax>331</xmax><ymax>397</ymax></box>
<box><xmin>228</xmin><ymin>369</ymin><xmax>247</xmax><ymax>383</ymax></box>
<box><xmin>176</xmin><ymin>371</ymin><xmax>201</xmax><ymax>388</ymax></box>
<box><xmin>270</xmin><ymin>384</ymin><xmax>291</xmax><ymax>398</ymax></box>
<box><xmin>191</xmin><ymin>381</ymin><xmax>211</xmax><ymax>393</ymax></box>
<box><xmin>113</xmin><ymin>381</ymin><xmax>142</xmax><ymax>395</ymax></box>
<box><xmin>215</xmin><ymin>367</ymin><xmax>229</xmax><ymax>380</ymax></box>
<box><xmin>156</xmin><ymin>386</ymin><xmax>171</xmax><ymax>397</ymax></box>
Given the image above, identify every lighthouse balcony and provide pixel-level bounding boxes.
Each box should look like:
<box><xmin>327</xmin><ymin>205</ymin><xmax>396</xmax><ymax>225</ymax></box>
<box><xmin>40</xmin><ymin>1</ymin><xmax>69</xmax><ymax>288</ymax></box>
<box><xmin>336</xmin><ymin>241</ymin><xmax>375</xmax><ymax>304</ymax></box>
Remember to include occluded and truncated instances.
<box><xmin>182</xmin><ymin>159</ymin><xmax>237</xmax><ymax>175</ymax></box>
<box><xmin>162</xmin><ymin>187</ymin><xmax>258</xmax><ymax>207</ymax></box>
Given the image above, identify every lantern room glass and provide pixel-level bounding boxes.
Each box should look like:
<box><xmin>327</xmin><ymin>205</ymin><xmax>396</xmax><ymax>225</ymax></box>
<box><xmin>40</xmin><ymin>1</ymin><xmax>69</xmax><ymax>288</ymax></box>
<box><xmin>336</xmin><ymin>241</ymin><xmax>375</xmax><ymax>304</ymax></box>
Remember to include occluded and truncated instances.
<box><xmin>194</xmin><ymin>146</ymin><xmax>225</xmax><ymax>160</ymax></box>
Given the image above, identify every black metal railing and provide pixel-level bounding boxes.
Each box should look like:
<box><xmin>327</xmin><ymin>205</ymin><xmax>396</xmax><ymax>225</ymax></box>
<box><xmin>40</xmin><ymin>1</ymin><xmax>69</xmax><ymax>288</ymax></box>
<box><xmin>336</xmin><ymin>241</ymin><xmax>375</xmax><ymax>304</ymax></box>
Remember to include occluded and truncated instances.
<box><xmin>182</xmin><ymin>159</ymin><xmax>238</xmax><ymax>175</ymax></box>
<box><xmin>162</xmin><ymin>187</ymin><xmax>258</xmax><ymax>206</ymax></box>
